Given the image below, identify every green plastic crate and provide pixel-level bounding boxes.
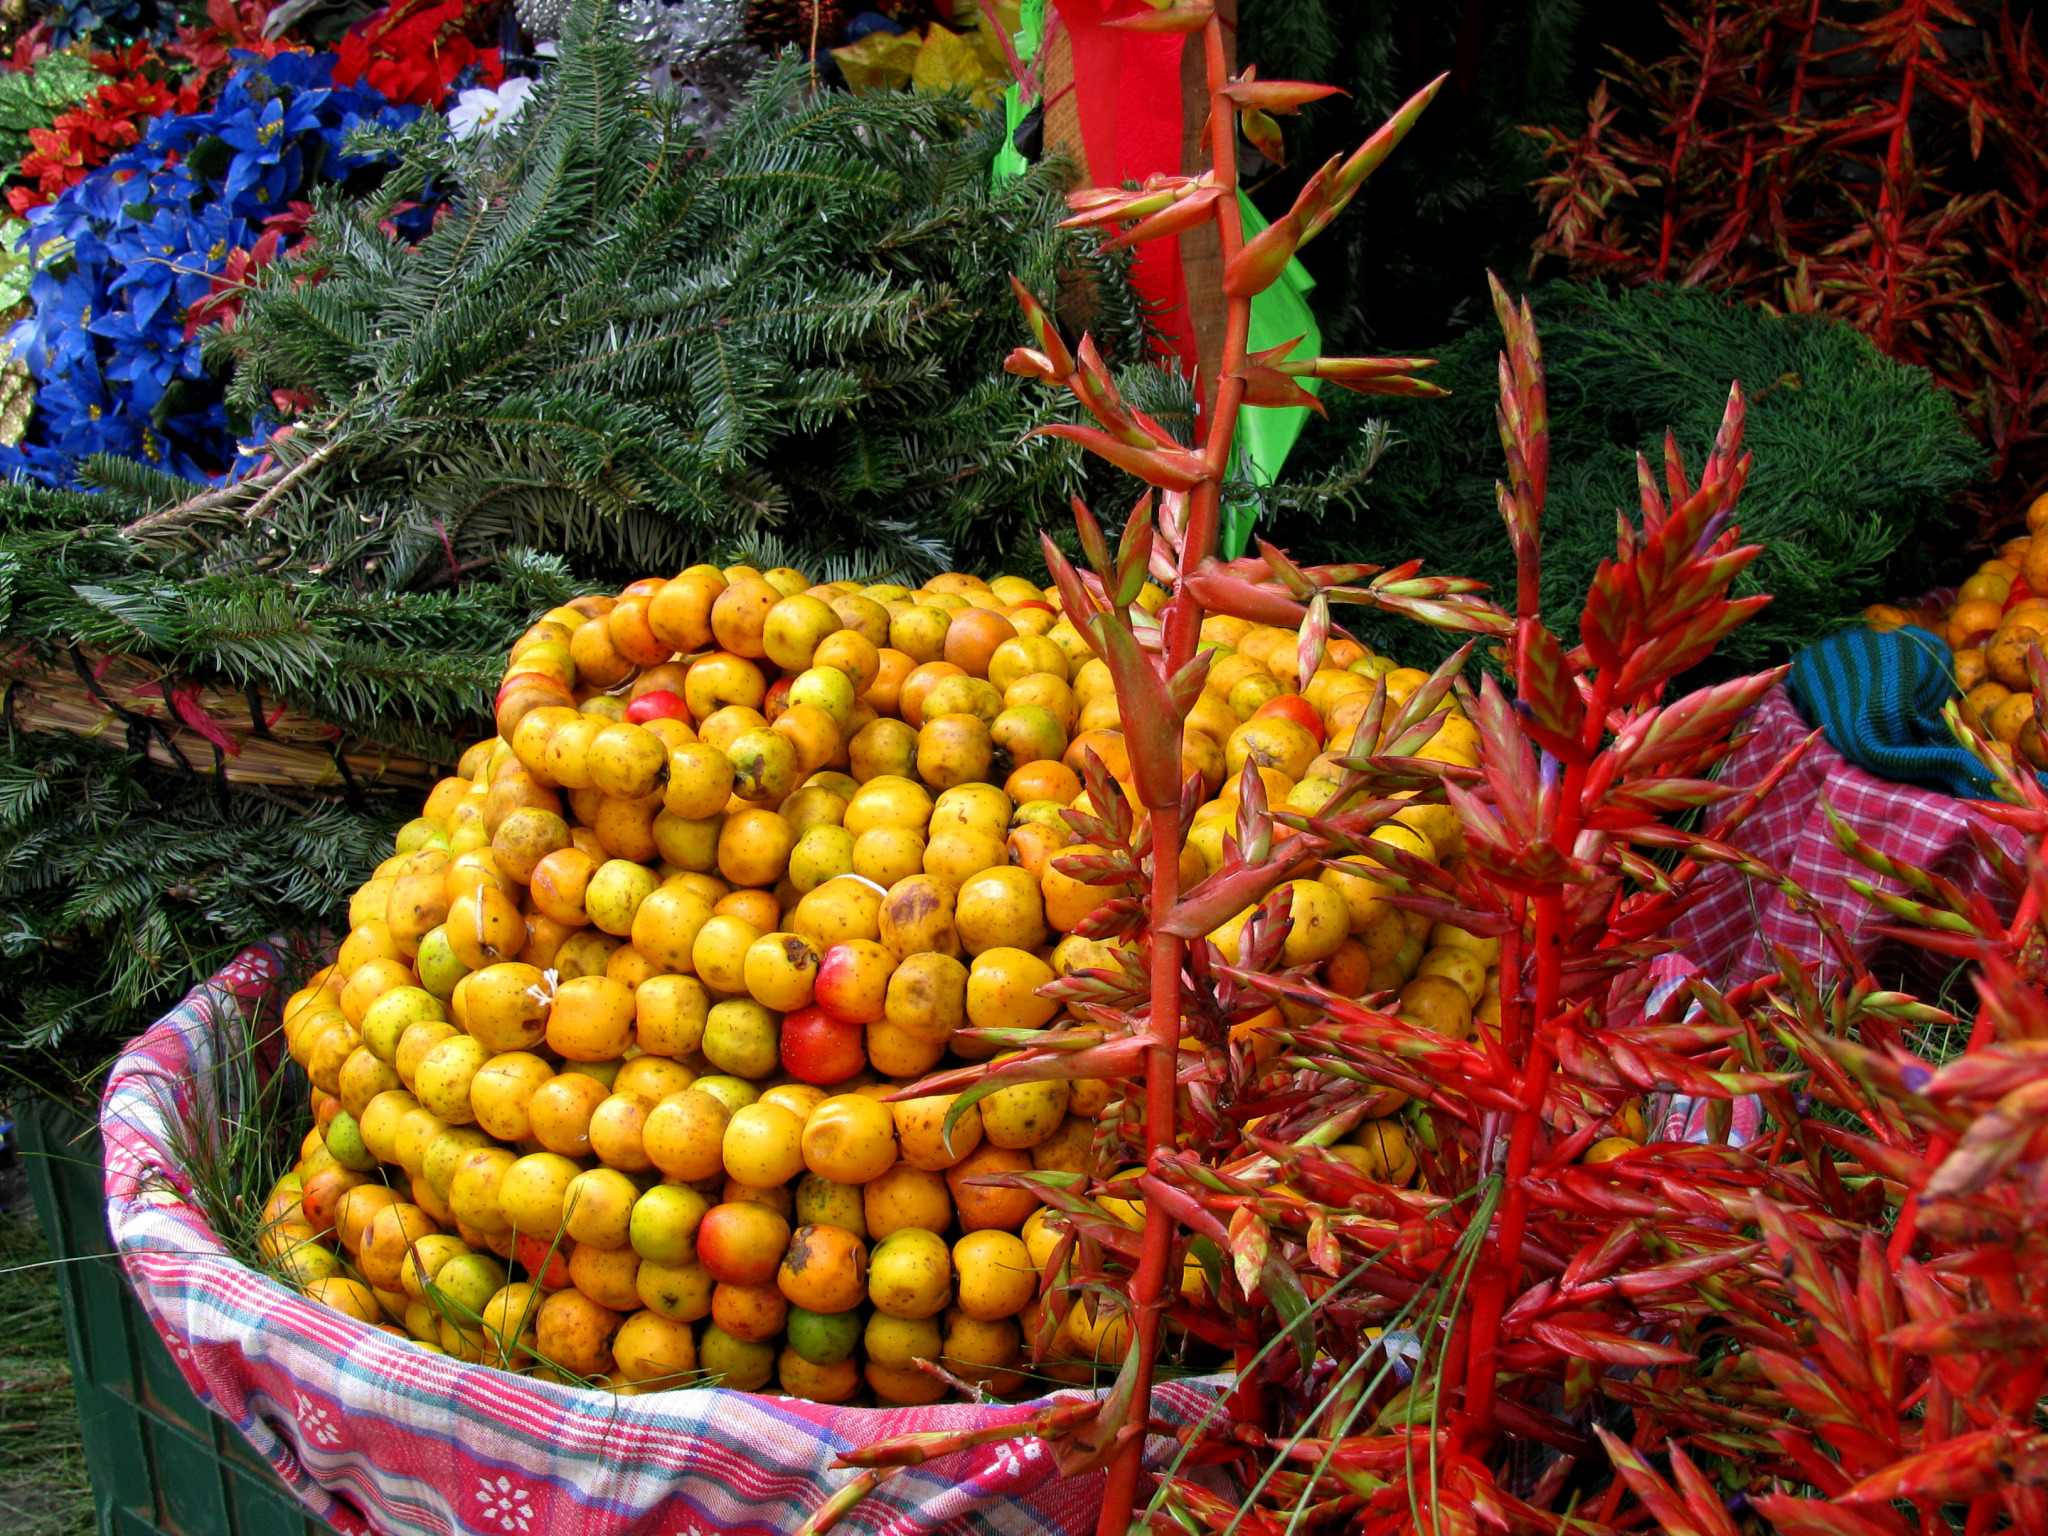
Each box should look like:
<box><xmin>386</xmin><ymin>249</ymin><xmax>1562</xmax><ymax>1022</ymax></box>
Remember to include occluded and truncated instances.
<box><xmin>16</xmin><ymin>1094</ymin><xmax>341</xmax><ymax>1536</ymax></box>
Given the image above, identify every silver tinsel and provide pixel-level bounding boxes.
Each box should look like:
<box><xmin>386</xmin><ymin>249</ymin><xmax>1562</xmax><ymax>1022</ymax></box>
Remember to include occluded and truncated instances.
<box><xmin>619</xmin><ymin>0</ymin><xmax>763</xmax><ymax>132</ymax></box>
<box><xmin>621</xmin><ymin>0</ymin><xmax>746</xmax><ymax>56</ymax></box>
<box><xmin>514</xmin><ymin>0</ymin><xmax>572</xmax><ymax>42</ymax></box>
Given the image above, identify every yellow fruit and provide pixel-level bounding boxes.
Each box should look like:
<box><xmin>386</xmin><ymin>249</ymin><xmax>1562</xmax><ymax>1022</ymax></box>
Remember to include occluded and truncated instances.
<box><xmin>778</xmin><ymin>1347</ymin><xmax>860</xmax><ymax>1402</ymax></box>
<box><xmin>791</xmin><ymin>876</ymin><xmax>884</xmax><ymax>949</ymax></box>
<box><xmin>562</xmin><ymin>1167</ymin><xmax>640</xmax><ymax>1250</ymax></box>
<box><xmin>723</xmin><ymin>1102</ymin><xmax>806</xmax><ymax>1188</ymax></box>
<box><xmin>547</xmin><ymin>974</ymin><xmax>636</xmax><ymax>1062</ymax></box>
<box><xmin>1584</xmin><ymin>1136</ymin><xmax>1642</xmax><ymax>1166</ymax></box>
<box><xmin>776</xmin><ymin>1223</ymin><xmax>868</xmax><ymax>1314</ymax></box>
<box><xmin>980</xmin><ymin>1068</ymin><xmax>1069</xmax><ymax>1151</ymax></box>
<box><xmin>643</xmin><ymin>1088</ymin><xmax>732</xmax><ymax>1181</ymax></box>
<box><xmin>614</xmin><ymin>1310</ymin><xmax>698</xmax><ymax>1386</ymax></box>
<box><xmin>537</xmin><ymin>1288</ymin><xmax>623</xmax><ymax>1377</ymax></box>
<box><xmin>635</xmin><ymin>973</ymin><xmax>709</xmax><ymax>1057</ymax></box>
<box><xmin>945</xmin><ymin>1143</ymin><xmax>1037</xmax><ymax>1232</ymax></box>
<box><xmin>951</xmin><ymin>1230</ymin><xmax>1036</xmax><ymax>1320</ymax></box>
<box><xmin>414</xmin><ymin>1035</ymin><xmax>488</xmax><ymax>1124</ymax></box>
<box><xmin>878</xmin><ymin>874</ymin><xmax>961</xmax><ymax>959</ymax></box>
<box><xmin>743</xmin><ymin>931</ymin><xmax>822</xmax><ymax>1010</ymax></box>
<box><xmin>965</xmin><ymin>947</ymin><xmax>1058</xmax><ymax>1031</ymax></box>
<box><xmin>955</xmin><ymin>866</ymin><xmax>1046</xmax><ymax>955</ymax></box>
<box><xmin>891</xmin><ymin>1094</ymin><xmax>983</xmax><ymax>1171</ymax></box>
<box><xmin>469</xmin><ymin>1051</ymin><xmax>554</xmax><ymax>1142</ymax></box>
<box><xmin>868</xmin><ymin>1227</ymin><xmax>953</xmax><ymax>1320</ymax></box>
<box><xmin>863</xmin><ymin>1161</ymin><xmax>953</xmax><ymax>1239</ymax></box>
<box><xmin>801</xmin><ymin>1094</ymin><xmax>899</xmax><ymax>1184</ymax></box>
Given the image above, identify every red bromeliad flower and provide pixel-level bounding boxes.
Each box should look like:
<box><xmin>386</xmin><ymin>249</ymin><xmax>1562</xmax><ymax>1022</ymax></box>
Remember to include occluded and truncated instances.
<box><xmin>1526</xmin><ymin>0</ymin><xmax>2048</xmax><ymax>534</ymax></box>
<box><xmin>333</xmin><ymin>0</ymin><xmax>500</xmax><ymax>109</ymax></box>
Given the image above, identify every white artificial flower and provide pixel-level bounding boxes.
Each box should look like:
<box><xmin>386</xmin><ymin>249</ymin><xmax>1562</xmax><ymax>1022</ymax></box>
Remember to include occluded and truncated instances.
<box><xmin>448</xmin><ymin>75</ymin><xmax>538</xmax><ymax>141</ymax></box>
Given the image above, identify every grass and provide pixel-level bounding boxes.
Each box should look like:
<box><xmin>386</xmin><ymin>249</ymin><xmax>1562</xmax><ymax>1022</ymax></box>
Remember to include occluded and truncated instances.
<box><xmin>0</xmin><ymin>1203</ymin><xmax>94</xmax><ymax>1536</ymax></box>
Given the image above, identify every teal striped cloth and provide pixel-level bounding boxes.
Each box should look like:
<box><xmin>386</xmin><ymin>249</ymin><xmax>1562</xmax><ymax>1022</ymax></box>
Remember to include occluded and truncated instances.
<box><xmin>1787</xmin><ymin>625</ymin><xmax>2006</xmax><ymax>800</ymax></box>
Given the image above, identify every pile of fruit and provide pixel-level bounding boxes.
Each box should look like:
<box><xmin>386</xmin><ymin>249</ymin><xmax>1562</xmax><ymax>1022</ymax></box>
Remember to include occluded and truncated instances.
<box><xmin>1867</xmin><ymin>491</ymin><xmax>2048</xmax><ymax>761</ymax></box>
<box><xmin>266</xmin><ymin>561</ymin><xmax>1573</xmax><ymax>1404</ymax></box>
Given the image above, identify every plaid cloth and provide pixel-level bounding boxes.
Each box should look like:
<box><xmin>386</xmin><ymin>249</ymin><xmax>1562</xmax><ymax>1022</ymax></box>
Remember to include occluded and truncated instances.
<box><xmin>1786</xmin><ymin>625</ymin><xmax>2008</xmax><ymax>800</ymax></box>
<box><xmin>102</xmin><ymin>945</ymin><xmax>1220</xmax><ymax>1536</ymax></box>
<box><xmin>1666</xmin><ymin>686</ymin><xmax>2022</xmax><ymax>993</ymax></box>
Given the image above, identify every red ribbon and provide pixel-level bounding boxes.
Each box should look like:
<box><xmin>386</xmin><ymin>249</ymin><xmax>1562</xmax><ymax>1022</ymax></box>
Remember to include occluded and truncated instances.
<box><xmin>1052</xmin><ymin>0</ymin><xmax>1198</xmax><ymax>375</ymax></box>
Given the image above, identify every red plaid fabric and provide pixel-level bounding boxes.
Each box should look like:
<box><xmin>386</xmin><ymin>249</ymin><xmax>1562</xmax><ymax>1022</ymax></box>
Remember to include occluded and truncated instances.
<box><xmin>103</xmin><ymin>947</ymin><xmax>1223</xmax><ymax>1536</ymax></box>
<box><xmin>1666</xmin><ymin>686</ymin><xmax>2020</xmax><ymax>992</ymax></box>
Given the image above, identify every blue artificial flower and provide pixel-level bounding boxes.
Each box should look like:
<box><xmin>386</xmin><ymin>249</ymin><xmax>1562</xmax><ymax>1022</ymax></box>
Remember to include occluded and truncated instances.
<box><xmin>1</xmin><ymin>52</ymin><xmax>431</xmax><ymax>489</ymax></box>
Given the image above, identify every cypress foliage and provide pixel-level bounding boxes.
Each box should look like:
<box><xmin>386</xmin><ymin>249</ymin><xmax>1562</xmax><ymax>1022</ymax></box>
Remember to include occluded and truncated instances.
<box><xmin>1273</xmin><ymin>283</ymin><xmax>1987</xmax><ymax>676</ymax></box>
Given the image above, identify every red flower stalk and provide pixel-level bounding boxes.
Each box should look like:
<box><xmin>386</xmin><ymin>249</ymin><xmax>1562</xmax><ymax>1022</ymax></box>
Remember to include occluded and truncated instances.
<box><xmin>811</xmin><ymin>11</ymin><xmax>2048</xmax><ymax>1536</ymax></box>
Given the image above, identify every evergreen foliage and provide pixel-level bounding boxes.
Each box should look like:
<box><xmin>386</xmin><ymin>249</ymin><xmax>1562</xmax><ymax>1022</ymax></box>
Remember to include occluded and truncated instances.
<box><xmin>115</xmin><ymin>2</ymin><xmax>1151</xmax><ymax>588</ymax></box>
<box><xmin>0</xmin><ymin>730</ymin><xmax>388</xmax><ymax>1073</ymax></box>
<box><xmin>0</xmin><ymin>497</ymin><xmax>575</xmax><ymax>760</ymax></box>
<box><xmin>1276</xmin><ymin>282</ymin><xmax>1987</xmax><ymax>676</ymax></box>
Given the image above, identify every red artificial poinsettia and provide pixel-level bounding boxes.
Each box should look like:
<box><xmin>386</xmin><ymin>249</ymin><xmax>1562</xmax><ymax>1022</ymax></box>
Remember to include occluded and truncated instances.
<box><xmin>9</xmin><ymin>45</ymin><xmax>202</xmax><ymax>214</ymax></box>
<box><xmin>168</xmin><ymin>0</ymin><xmax>291</xmax><ymax>88</ymax></box>
<box><xmin>184</xmin><ymin>225</ymin><xmax>284</xmax><ymax>340</ymax></box>
<box><xmin>7</xmin><ymin>22</ymin><xmax>53</xmax><ymax>73</ymax></box>
<box><xmin>182</xmin><ymin>201</ymin><xmax>318</xmax><ymax>340</ymax></box>
<box><xmin>333</xmin><ymin>0</ymin><xmax>499</xmax><ymax>109</ymax></box>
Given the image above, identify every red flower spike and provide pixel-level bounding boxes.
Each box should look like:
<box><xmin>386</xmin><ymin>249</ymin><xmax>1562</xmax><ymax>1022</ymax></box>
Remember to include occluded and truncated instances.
<box><xmin>1084</xmin><ymin>613</ymin><xmax>1183</xmax><ymax>809</ymax></box>
<box><xmin>1006</xmin><ymin>276</ymin><xmax>1076</xmax><ymax>378</ymax></box>
<box><xmin>1113</xmin><ymin>494</ymin><xmax>1154</xmax><ymax>607</ymax></box>
<box><xmin>1219</xmin><ymin>78</ymin><xmax>1348</xmax><ymax>115</ymax></box>
<box><xmin>1028</xmin><ymin>424</ymin><xmax>1209</xmax><ymax>491</ymax></box>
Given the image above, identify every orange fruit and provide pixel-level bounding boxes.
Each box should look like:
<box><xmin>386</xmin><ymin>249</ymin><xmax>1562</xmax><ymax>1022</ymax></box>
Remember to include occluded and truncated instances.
<box><xmin>1991</xmin><ymin>690</ymin><xmax>2037</xmax><ymax>746</ymax></box>
<box><xmin>1947</xmin><ymin>598</ymin><xmax>2004</xmax><ymax>649</ymax></box>
<box><xmin>942</xmin><ymin>609</ymin><xmax>1018</xmax><ymax>679</ymax></box>
<box><xmin>1964</xmin><ymin>680</ymin><xmax>2013</xmax><ymax>726</ymax></box>
<box><xmin>1005</xmin><ymin>760</ymin><xmax>1081</xmax><ymax>805</ymax></box>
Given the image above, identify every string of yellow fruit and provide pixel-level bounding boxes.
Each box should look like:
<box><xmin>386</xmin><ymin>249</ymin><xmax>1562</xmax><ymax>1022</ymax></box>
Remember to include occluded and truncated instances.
<box><xmin>266</xmin><ymin>560</ymin><xmax>1645</xmax><ymax>1404</ymax></box>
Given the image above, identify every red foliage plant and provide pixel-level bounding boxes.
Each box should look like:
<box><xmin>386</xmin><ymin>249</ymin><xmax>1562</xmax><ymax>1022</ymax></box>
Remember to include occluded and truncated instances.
<box><xmin>1525</xmin><ymin>0</ymin><xmax>2048</xmax><ymax>536</ymax></box>
<box><xmin>797</xmin><ymin>7</ymin><xmax>2048</xmax><ymax>1536</ymax></box>
<box><xmin>333</xmin><ymin>0</ymin><xmax>500</xmax><ymax>109</ymax></box>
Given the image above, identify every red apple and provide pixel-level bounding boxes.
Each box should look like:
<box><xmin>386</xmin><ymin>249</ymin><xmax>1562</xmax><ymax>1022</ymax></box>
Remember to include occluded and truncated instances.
<box><xmin>625</xmin><ymin>689</ymin><xmax>689</xmax><ymax>724</ymax></box>
<box><xmin>763</xmin><ymin>674</ymin><xmax>793</xmax><ymax>722</ymax></box>
<box><xmin>780</xmin><ymin>1003</ymin><xmax>867</xmax><ymax>1085</ymax></box>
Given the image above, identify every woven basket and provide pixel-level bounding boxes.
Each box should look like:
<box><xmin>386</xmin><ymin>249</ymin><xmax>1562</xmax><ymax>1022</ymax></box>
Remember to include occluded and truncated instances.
<box><xmin>1</xmin><ymin>645</ymin><xmax>441</xmax><ymax>796</ymax></box>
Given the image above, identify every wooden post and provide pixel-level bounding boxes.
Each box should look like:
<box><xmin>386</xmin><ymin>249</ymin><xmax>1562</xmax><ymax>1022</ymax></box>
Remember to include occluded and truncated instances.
<box><xmin>1040</xmin><ymin>17</ymin><xmax>1084</xmax><ymax>181</ymax></box>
